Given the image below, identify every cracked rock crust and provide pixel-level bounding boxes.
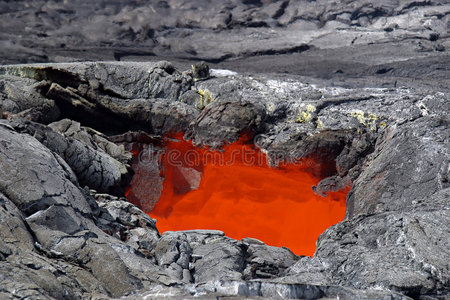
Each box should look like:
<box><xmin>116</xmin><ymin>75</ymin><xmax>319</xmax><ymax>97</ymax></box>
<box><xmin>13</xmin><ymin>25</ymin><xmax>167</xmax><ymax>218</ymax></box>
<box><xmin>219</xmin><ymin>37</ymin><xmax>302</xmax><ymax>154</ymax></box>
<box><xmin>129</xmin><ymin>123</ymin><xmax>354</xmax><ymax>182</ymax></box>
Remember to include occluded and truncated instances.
<box><xmin>0</xmin><ymin>55</ymin><xmax>448</xmax><ymax>300</ymax></box>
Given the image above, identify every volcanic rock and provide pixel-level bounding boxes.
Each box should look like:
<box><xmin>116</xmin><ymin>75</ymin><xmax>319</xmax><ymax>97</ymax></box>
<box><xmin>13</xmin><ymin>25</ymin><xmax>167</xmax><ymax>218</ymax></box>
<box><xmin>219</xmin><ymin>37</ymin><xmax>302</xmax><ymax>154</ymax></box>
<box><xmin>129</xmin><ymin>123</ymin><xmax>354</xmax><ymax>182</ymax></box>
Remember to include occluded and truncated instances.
<box><xmin>8</xmin><ymin>118</ymin><xmax>132</xmax><ymax>195</ymax></box>
<box><xmin>0</xmin><ymin>122</ymin><xmax>176</xmax><ymax>298</ymax></box>
<box><xmin>0</xmin><ymin>59</ymin><xmax>447</xmax><ymax>299</ymax></box>
<box><xmin>0</xmin><ymin>1</ymin><xmax>449</xmax><ymax>299</ymax></box>
<box><xmin>185</xmin><ymin>100</ymin><xmax>267</xmax><ymax>148</ymax></box>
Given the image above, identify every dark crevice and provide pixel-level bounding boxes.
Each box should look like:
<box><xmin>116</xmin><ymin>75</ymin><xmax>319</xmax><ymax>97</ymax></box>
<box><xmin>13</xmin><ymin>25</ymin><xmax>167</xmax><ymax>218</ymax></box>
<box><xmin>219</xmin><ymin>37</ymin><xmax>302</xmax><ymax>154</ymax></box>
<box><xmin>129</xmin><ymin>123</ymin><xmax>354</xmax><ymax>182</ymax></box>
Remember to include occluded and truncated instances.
<box><xmin>52</xmin><ymin>98</ymin><xmax>130</xmax><ymax>135</ymax></box>
<box><xmin>242</xmin><ymin>0</ymin><xmax>263</xmax><ymax>7</ymax></box>
<box><xmin>45</xmin><ymin>87</ymin><xmax>140</xmax><ymax>135</ymax></box>
<box><xmin>351</xmin><ymin>6</ymin><xmax>388</xmax><ymax>21</ymax></box>
<box><xmin>177</xmin><ymin>53</ymin><xmax>235</xmax><ymax>64</ymax></box>
<box><xmin>24</xmin><ymin>67</ymin><xmax>83</xmax><ymax>89</ymax></box>
<box><xmin>402</xmin><ymin>0</ymin><xmax>433</xmax><ymax>12</ymax></box>
<box><xmin>244</xmin><ymin>44</ymin><xmax>311</xmax><ymax>57</ymax></box>
<box><xmin>273</xmin><ymin>0</ymin><xmax>290</xmax><ymax>20</ymax></box>
<box><xmin>315</xmin><ymin>95</ymin><xmax>376</xmax><ymax>111</ymax></box>
<box><xmin>23</xmin><ymin>68</ymin><xmax>131</xmax><ymax>135</ymax></box>
<box><xmin>376</xmin><ymin>67</ymin><xmax>394</xmax><ymax>75</ymax></box>
<box><xmin>179</xmin><ymin>44</ymin><xmax>310</xmax><ymax>65</ymax></box>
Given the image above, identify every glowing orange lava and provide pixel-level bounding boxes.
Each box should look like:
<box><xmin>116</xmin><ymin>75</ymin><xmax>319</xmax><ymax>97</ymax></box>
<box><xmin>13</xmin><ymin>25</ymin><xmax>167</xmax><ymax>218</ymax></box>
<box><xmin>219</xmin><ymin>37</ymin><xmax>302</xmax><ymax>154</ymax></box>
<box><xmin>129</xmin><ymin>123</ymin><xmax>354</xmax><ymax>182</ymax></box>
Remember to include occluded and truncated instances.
<box><xmin>128</xmin><ymin>134</ymin><xmax>349</xmax><ymax>256</ymax></box>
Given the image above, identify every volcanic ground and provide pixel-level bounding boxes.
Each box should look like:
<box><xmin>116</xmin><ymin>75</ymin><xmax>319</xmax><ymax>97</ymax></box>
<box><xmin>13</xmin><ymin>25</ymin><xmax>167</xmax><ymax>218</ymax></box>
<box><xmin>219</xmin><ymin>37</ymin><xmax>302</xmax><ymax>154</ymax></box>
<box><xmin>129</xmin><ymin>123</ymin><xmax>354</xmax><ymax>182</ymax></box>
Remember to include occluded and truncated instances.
<box><xmin>0</xmin><ymin>1</ymin><xmax>449</xmax><ymax>299</ymax></box>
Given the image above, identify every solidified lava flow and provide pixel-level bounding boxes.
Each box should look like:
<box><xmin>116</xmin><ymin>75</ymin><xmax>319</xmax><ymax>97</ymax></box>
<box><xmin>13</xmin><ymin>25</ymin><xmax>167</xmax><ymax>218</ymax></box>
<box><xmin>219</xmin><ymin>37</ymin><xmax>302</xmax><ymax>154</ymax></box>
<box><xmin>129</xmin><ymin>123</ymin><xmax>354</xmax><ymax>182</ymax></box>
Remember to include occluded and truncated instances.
<box><xmin>127</xmin><ymin>134</ymin><xmax>349</xmax><ymax>256</ymax></box>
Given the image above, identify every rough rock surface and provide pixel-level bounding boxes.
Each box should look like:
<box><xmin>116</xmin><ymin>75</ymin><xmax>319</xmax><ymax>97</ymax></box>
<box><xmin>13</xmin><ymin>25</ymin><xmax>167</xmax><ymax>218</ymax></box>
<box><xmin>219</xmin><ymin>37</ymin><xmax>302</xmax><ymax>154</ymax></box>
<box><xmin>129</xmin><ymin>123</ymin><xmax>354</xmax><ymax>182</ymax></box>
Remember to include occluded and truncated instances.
<box><xmin>0</xmin><ymin>1</ymin><xmax>449</xmax><ymax>300</ymax></box>
<box><xmin>1</xmin><ymin>0</ymin><xmax>449</xmax><ymax>91</ymax></box>
<box><xmin>0</xmin><ymin>59</ymin><xmax>447</xmax><ymax>299</ymax></box>
<box><xmin>8</xmin><ymin>118</ymin><xmax>132</xmax><ymax>195</ymax></box>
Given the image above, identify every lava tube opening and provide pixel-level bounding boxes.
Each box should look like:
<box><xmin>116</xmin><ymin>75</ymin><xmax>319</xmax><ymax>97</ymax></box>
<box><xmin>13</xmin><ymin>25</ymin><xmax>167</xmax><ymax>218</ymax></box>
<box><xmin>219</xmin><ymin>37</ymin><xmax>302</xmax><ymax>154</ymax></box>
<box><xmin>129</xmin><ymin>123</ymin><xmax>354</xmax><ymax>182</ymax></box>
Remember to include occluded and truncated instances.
<box><xmin>126</xmin><ymin>134</ymin><xmax>349</xmax><ymax>256</ymax></box>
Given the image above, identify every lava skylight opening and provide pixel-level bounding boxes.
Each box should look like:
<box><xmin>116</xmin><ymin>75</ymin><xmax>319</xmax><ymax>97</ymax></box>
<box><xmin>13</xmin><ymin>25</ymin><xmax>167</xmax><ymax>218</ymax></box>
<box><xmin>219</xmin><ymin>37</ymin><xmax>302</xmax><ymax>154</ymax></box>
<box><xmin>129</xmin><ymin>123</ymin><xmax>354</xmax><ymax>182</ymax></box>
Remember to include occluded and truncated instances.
<box><xmin>126</xmin><ymin>134</ymin><xmax>349</xmax><ymax>256</ymax></box>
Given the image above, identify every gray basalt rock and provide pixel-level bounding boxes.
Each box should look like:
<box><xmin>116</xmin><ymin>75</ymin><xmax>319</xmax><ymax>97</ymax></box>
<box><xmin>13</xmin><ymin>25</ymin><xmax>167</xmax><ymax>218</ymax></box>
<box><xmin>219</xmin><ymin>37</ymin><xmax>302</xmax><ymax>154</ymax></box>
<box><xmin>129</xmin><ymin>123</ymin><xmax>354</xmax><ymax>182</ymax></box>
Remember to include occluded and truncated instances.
<box><xmin>347</xmin><ymin>116</ymin><xmax>450</xmax><ymax>218</ymax></box>
<box><xmin>94</xmin><ymin>194</ymin><xmax>161</xmax><ymax>258</ymax></box>
<box><xmin>185</xmin><ymin>101</ymin><xmax>267</xmax><ymax>148</ymax></box>
<box><xmin>49</xmin><ymin>118</ymin><xmax>132</xmax><ymax>164</ymax></box>
<box><xmin>0</xmin><ymin>0</ymin><xmax>446</xmax><ymax>63</ymax></box>
<box><xmin>152</xmin><ymin>230</ymin><xmax>302</xmax><ymax>287</ymax></box>
<box><xmin>0</xmin><ymin>192</ymin><xmax>35</xmax><ymax>255</ymax></box>
<box><xmin>154</xmin><ymin>230</ymin><xmax>246</xmax><ymax>283</ymax></box>
<box><xmin>121</xmin><ymin>280</ymin><xmax>413</xmax><ymax>300</ymax></box>
<box><xmin>243</xmin><ymin>243</ymin><xmax>299</xmax><ymax>280</ymax></box>
<box><xmin>0</xmin><ymin>62</ymin><xmax>201</xmax><ymax>135</ymax></box>
<box><xmin>0</xmin><ymin>57</ymin><xmax>448</xmax><ymax>300</ymax></box>
<box><xmin>0</xmin><ymin>74</ymin><xmax>60</xmax><ymax>123</ymax></box>
<box><xmin>1</xmin><ymin>0</ymin><xmax>448</xmax><ymax>95</ymax></box>
<box><xmin>0</xmin><ymin>123</ymin><xmax>92</xmax><ymax>216</ymax></box>
<box><xmin>0</xmin><ymin>192</ymin><xmax>109</xmax><ymax>299</ymax></box>
<box><xmin>311</xmin><ymin>206</ymin><xmax>450</xmax><ymax>297</ymax></box>
<box><xmin>8</xmin><ymin>118</ymin><xmax>132</xmax><ymax>195</ymax></box>
<box><xmin>0</xmin><ymin>3</ymin><xmax>449</xmax><ymax>294</ymax></box>
<box><xmin>0</xmin><ymin>121</ymin><xmax>179</xmax><ymax>298</ymax></box>
<box><xmin>0</xmin><ymin>59</ymin><xmax>448</xmax><ymax>299</ymax></box>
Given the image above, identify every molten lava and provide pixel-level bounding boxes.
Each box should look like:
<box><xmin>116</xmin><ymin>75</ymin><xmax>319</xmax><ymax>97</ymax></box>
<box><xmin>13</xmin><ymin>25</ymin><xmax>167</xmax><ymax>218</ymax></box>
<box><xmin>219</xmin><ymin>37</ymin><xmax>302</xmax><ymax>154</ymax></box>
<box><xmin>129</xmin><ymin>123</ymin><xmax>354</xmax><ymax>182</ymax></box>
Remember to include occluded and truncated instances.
<box><xmin>127</xmin><ymin>134</ymin><xmax>348</xmax><ymax>256</ymax></box>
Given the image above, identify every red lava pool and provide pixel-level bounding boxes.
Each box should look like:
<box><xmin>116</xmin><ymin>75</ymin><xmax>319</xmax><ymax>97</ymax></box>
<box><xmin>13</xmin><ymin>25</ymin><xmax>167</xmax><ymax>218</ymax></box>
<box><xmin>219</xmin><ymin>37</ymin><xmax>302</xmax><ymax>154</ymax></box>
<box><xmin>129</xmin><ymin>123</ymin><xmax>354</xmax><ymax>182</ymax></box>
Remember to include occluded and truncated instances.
<box><xmin>126</xmin><ymin>134</ymin><xmax>349</xmax><ymax>256</ymax></box>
